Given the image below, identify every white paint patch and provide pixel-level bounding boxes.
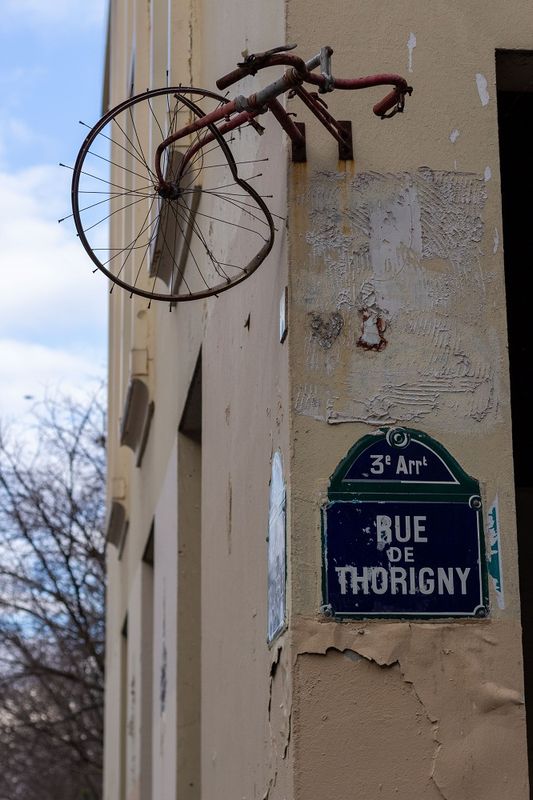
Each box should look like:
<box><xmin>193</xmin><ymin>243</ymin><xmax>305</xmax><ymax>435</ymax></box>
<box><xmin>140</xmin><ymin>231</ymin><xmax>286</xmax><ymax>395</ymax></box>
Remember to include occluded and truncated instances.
<box><xmin>297</xmin><ymin>168</ymin><xmax>494</xmax><ymax>430</ymax></box>
<box><xmin>450</xmin><ymin>129</ymin><xmax>460</xmax><ymax>144</ymax></box>
<box><xmin>493</xmin><ymin>227</ymin><xmax>499</xmax><ymax>254</ymax></box>
<box><xmin>359</xmin><ymin>313</ymin><xmax>384</xmax><ymax>348</ymax></box>
<box><xmin>476</xmin><ymin>73</ymin><xmax>490</xmax><ymax>106</ymax></box>
<box><xmin>407</xmin><ymin>32</ymin><xmax>416</xmax><ymax>73</ymax></box>
<box><xmin>368</xmin><ymin>181</ymin><xmax>422</xmax><ymax>318</ymax></box>
<box><xmin>484</xmin><ymin>166</ymin><xmax>492</xmax><ymax>182</ymax></box>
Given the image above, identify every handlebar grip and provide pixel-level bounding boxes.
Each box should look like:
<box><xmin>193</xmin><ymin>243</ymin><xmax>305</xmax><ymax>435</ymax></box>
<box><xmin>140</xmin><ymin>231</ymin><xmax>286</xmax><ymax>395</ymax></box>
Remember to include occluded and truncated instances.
<box><xmin>373</xmin><ymin>88</ymin><xmax>402</xmax><ymax>118</ymax></box>
<box><xmin>216</xmin><ymin>66</ymin><xmax>249</xmax><ymax>90</ymax></box>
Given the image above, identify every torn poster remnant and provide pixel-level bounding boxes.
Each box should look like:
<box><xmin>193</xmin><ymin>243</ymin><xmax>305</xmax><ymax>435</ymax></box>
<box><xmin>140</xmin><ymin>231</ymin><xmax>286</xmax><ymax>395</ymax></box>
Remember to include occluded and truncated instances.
<box><xmin>488</xmin><ymin>496</ymin><xmax>505</xmax><ymax>609</ymax></box>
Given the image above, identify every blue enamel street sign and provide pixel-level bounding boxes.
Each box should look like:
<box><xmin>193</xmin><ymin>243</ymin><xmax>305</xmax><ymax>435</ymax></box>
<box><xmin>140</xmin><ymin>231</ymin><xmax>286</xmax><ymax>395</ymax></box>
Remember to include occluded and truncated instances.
<box><xmin>322</xmin><ymin>428</ymin><xmax>488</xmax><ymax>619</ymax></box>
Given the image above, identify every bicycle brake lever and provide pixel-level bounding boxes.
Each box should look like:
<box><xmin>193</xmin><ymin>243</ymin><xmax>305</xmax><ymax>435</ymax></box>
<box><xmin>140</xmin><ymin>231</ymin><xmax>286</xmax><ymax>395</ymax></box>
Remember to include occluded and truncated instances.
<box><xmin>238</xmin><ymin>43</ymin><xmax>297</xmax><ymax>68</ymax></box>
<box><xmin>262</xmin><ymin>43</ymin><xmax>298</xmax><ymax>56</ymax></box>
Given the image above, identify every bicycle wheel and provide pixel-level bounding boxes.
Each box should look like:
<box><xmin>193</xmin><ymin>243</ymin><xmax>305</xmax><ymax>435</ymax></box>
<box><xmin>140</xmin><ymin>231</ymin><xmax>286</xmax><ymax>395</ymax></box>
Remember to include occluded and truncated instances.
<box><xmin>70</xmin><ymin>87</ymin><xmax>275</xmax><ymax>303</ymax></box>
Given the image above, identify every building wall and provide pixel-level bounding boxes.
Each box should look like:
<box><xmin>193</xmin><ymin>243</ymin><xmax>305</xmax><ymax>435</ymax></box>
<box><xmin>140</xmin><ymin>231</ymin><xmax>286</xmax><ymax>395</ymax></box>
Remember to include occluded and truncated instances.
<box><xmin>102</xmin><ymin>1</ymin><xmax>532</xmax><ymax>799</ymax></box>
<box><xmin>104</xmin><ymin>2</ymin><xmax>290</xmax><ymax>800</ymax></box>
<box><xmin>287</xmin><ymin>3</ymin><xmax>532</xmax><ymax>799</ymax></box>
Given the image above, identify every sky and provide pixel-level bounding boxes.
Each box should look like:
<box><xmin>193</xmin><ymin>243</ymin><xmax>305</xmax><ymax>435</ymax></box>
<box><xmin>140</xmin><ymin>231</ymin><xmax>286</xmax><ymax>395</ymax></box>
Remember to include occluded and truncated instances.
<box><xmin>0</xmin><ymin>0</ymin><xmax>109</xmax><ymax>423</ymax></box>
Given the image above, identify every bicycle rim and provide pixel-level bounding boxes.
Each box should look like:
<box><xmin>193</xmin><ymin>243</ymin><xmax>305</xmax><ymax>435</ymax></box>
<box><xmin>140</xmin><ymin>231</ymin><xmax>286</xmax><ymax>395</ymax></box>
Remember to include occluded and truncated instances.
<box><xmin>71</xmin><ymin>86</ymin><xmax>275</xmax><ymax>303</ymax></box>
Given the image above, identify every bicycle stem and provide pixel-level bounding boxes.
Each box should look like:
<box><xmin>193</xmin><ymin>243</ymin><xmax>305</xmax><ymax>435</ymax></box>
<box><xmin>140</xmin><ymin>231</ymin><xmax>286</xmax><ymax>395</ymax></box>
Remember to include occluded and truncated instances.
<box><xmin>155</xmin><ymin>48</ymin><xmax>411</xmax><ymax>190</ymax></box>
<box><xmin>155</xmin><ymin>53</ymin><xmax>327</xmax><ymax>186</ymax></box>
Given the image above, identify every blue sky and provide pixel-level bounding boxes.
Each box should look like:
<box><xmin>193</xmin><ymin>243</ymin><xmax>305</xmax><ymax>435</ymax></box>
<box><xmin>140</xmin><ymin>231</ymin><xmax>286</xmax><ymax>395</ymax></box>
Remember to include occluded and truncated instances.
<box><xmin>0</xmin><ymin>0</ymin><xmax>108</xmax><ymax>421</ymax></box>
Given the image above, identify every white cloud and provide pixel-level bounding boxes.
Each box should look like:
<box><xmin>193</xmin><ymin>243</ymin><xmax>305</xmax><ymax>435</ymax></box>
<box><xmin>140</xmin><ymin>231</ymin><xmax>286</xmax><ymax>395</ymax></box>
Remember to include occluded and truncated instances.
<box><xmin>0</xmin><ymin>161</ymin><xmax>107</xmax><ymax>421</ymax></box>
<box><xmin>0</xmin><ymin>338</ymin><xmax>104</xmax><ymax>424</ymax></box>
<box><xmin>3</xmin><ymin>0</ymin><xmax>108</xmax><ymax>29</ymax></box>
<box><xmin>0</xmin><ymin>163</ymin><xmax>108</xmax><ymax>341</ymax></box>
<box><xmin>0</xmin><ymin>116</ymin><xmax>49</xmax><ymax>168</ymax></box>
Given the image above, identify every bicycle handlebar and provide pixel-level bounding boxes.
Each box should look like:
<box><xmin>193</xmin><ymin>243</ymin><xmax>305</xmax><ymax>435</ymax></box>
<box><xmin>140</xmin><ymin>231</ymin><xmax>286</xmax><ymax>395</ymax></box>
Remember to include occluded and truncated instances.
<box><xmin>216</xmin><ymin>53</ymin><xmax>304</xmax><ymax>90</ymax></box>
<box><xmin>372</xmin><ymin>87</ymin><xmax>407</xmax><ymax>118</ymax></box>
<box><xmin>217</xmin><ymin>66</ymin><xmax>250</xmax><ymax>91</ymax></box>
<box><xmin>216</xmin><ymin>51</ymin><xmax>411</xmax><ymax>117</ymax></box>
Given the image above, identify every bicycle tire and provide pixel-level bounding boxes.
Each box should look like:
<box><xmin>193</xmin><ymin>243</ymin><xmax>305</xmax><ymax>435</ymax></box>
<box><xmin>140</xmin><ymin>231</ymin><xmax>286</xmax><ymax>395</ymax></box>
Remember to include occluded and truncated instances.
<box><xmin>71</xmin><ymin>86</ymin><xmax>275</xmax><ymax>303</ymax></box>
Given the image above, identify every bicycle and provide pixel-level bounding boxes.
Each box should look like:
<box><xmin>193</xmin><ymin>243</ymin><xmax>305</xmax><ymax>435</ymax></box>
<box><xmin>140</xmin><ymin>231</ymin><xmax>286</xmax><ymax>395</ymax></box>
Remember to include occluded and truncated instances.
<box><xmin>66</xmin><ymin>44</ymin><xmax>412</xmax><ymax>305</ymax></box>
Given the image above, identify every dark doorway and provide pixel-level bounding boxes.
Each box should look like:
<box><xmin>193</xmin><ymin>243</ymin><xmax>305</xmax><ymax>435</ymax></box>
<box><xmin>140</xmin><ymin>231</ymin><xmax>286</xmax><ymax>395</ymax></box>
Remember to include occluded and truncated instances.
<box><xmin>497</xmin><ymin>49</ymin><xmax>533</xmax><ymax>794</ymax></box>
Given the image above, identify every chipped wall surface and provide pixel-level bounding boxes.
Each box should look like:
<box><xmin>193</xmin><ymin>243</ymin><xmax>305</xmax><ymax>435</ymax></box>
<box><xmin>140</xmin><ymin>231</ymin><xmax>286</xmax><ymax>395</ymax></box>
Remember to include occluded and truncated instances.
<box><xmin>292</xmin><ymin>620</ymin><xmax>528</xmax><ymax>800</ymax></box>
<box><xmin>294</xmin><ymin>168</ymin><xmax>498</xmax><ymax>428</ymax></box>
<box><xmin>287</xmin><ymin>0</ymin><xmax>532</xmax><ymax>798</ymax></box>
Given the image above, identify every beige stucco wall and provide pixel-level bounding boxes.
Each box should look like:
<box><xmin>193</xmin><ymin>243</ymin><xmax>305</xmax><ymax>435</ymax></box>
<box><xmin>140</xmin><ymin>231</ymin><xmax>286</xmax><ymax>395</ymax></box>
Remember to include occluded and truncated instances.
<box><xmin>104</xmin><ymin>2</ymin><xmax>291</xmax><ymax>800</ymax></box>
<box><xmin>286</xmin><ymin>2</ymin><xmax>532</xmax><ymax>799</ymax></box>
<box><xmin>103</xmin><ymin>1</ymin><xmax>532</xmax><ymax>799</ymax></box>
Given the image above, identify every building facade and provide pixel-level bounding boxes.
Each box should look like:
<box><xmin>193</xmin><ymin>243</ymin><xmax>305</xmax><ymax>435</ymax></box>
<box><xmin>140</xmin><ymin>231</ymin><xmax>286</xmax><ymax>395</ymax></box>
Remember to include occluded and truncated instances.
<box><xmin>102</xmin><ymin>1</ymin><xmax>533</xmax><ymax>798</ymax></box>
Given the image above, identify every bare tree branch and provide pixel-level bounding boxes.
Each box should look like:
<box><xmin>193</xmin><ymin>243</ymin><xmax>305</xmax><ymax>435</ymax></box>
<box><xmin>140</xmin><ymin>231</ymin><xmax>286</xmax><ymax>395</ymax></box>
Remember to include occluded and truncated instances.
<box><xmin>0</xmin><ymin>389</ymin><xmax>106</xmax><ymax>800</ymax></box>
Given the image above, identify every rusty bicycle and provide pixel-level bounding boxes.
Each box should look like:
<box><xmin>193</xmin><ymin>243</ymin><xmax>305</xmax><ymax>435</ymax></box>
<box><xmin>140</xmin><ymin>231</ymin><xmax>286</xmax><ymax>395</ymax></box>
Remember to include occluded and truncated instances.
<box><xmin>67</xmin><ymin>44</ymin><xmax>412</xmax><ymax>304</ymax></box>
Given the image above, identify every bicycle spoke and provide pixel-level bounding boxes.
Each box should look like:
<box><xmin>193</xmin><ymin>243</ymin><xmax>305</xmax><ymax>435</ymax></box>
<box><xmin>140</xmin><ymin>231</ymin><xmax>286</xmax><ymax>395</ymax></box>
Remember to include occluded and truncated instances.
<box><xmin>83</xmin><ymin>194</ymin><xmax>153</xmax><ymax>234</ymax></box>
<box><xmin>86</xmin><ymin>149</ymin><xmax>153</xmax><ymax>183</ymax></box>
<box><xmin>166</xmin><ymin>200</ymin><xmax>212</xmax><ymax>291</ymax></box>
<box><xmin>59</xmin><ymin>189</ymin><xmax>154</xmax><ymax>223</ymax></box>
<box><xmin>185</xmin><ymin>135</ymin><xmax>236</xmax><ymax>172</ymax></box>
<box><xmin>77</xmin><ymin>186</ymin><xmax>155</xmax><ymax>197</ymax></box>
<box><xmin>151</xmin><ymin>203</ymin><xmax>194</xmax><ymax>296</ymax></box>
<box><xmin>186</xmin><ymin>188</ymin><xmax>276</xmax><ymax>228</ymax></box>
<box><xmin>199</xmin><ymin>173</ymin><xmax>264</xmax><ymax>192</ymax></box>
<box><xmin>147</xmin><ymin>96</ymin><xmax>166</xmax><ymax>143</ymax></box>
<box><xmin>191</xmin><ymin>206</ymin><xmax>269</xmax><ymax>240</ymax></box>
<box><xmin>178</xmin><ymin>125</ymin><xmax>206</xmax><ymax>192</ymax></box>
<box><xmin>103</xmin><ymin>197</ymin><xmax>157</xmax><ymax>270</ymax></box>
<box><xmin>173</xmin><ymin>200</ymin><xmax>232</xmax><ymax>283</ymax></box>
<box><xmin>130</xmin><ymin>227</ymin><xmax>154</xmax><ymax>294</ymax></box>
<box><xmin>72</xmin><ymin>87</ymin><xmax>274</xmax><ymax>302</ymax></box>
<box><xmin>79</xmin><ymin>120</ymin><xmax>156</xmax><ymax>176</ymax></box>
<box><xmin>192</xmin><ymin>189</ymin><xmax>284</xmax><ymax>220</ymax></box>
<box><xmin>63</xmin><ymin>162</ymin><xmax>154</xmax><ymax>195</ymax></box>
<box><xmin>111</xmin><ymin>115</ymin><xmax>156</xmax><ymax>180</ymax></box>
<box><xmin>128</xmin><ymin>106</ymin><xmax>153</xmax><ymax>182</ymax></box>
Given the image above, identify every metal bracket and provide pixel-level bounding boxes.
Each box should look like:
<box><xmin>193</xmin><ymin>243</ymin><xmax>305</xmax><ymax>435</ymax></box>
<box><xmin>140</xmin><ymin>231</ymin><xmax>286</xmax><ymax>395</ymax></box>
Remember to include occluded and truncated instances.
<box><xmin>291</xmin><ymin>121</ymin><xmax>307</xmax><ymax>162</ymax></box>
<box><xmin>337</xmin><ymin>120</ymin><xmax>353</xmax><ymax>161</ymax></box>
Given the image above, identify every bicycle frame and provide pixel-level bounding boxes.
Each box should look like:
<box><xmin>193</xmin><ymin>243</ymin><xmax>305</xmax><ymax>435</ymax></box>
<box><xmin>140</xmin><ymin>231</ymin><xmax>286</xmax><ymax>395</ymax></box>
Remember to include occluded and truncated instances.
<box><xmin>155</xmin><ymin>45</ymin><xmax>412</xmax><ymax>192</ymax></box>
<box><xmin>70</xmin><ymin>45</ymin><xmax>412</xmax><ymax>304</ymax></box>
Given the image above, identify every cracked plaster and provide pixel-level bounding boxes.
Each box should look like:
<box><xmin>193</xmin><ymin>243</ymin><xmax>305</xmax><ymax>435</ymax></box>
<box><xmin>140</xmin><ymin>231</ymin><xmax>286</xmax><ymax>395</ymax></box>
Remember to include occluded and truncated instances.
<box><xmin>291</xmin><ymin>618</ymin><xmax>528</xmax><ymax>800</ymax></box>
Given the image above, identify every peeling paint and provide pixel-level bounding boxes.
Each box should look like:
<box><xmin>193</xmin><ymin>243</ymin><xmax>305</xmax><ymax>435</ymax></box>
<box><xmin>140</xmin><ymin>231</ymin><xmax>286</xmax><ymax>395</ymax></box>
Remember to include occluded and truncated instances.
<box><xmin>476</xmin><ymin>73</ymin><xmax>490</xmax><ymax>106</ymax></box>
<box><xmin>357</xmin><ymin>309</ymin><xmax>387</xmax><ymax>350</ymax></box>
<box><xmin>450</xmin><ymin>128</ymin><xmax>460</xmax><ymax>144</ymax></box>
<box><xmin>343</xmin><ymin>649</ymin><xmax>363</xmax><ymax>664</ymax></box>
<box><xmin>292</xmin><ymin>619</ymin><xmax>528</xmax><ymax>800</ymax></box>
<box><xmin>493</xmin><ymin>227</ymin><xmax>499</xmax><ymax>254</ymax></box>
<box><xmin>407</xmin><ymin>32</ymin><xmax>416</xmax><ymax>73</ymax></box>
<box><xmin>356</xmin><ymin>278</ymin><xmax>388</xmax><ymax>350</ymax></box>
<box><xmin>484</xmin><ymin>165</ymin><xmax>492</xmax><ymax>182</ymax></box>
<box><xmin>265</xmin><ymin>643</ymin><xmax>291</xmax><ymax>798</ymax></box>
